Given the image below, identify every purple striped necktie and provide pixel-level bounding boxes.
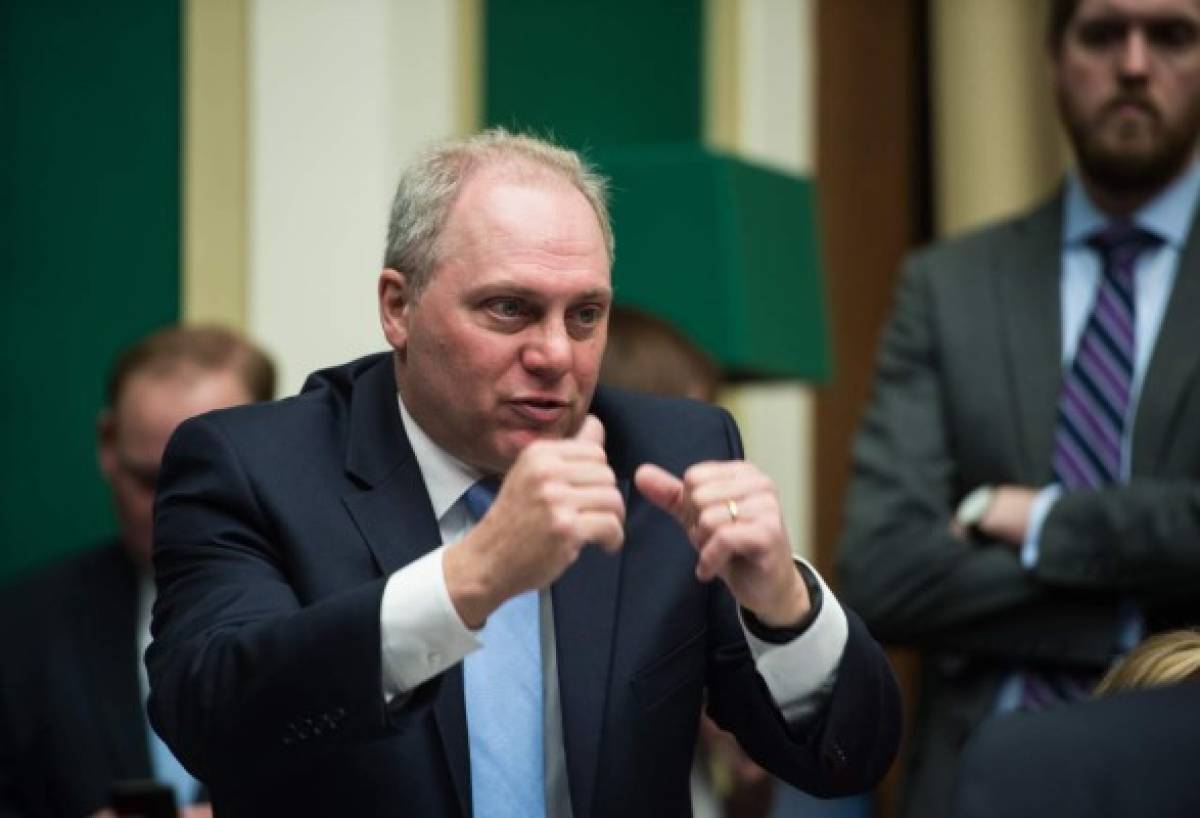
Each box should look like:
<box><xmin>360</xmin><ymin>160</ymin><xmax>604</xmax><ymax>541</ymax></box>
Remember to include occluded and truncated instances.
<box><xmin>1021</xmin><ymin>221</ymin><xmax>1162</xmax><ymax>711</ymax></box>
<box><xmin>1052</xmin><ymin>222</ymin><xmax>1162</xmax><ymax>489</ymax></box>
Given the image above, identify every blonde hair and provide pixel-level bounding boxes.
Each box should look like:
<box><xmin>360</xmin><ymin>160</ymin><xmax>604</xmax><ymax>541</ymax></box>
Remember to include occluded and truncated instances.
<box><xmin>1095</xmin><ymin>629</ymin><xmax>1200</xmax><ymax>697</ymax></box>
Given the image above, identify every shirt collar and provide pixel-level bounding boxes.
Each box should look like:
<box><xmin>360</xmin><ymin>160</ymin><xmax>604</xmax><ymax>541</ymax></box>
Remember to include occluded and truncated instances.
<box><xmin>397</xmin><ymin>390</ymin><xmax>481</xmax><ymax>521</ymax></box>
<box><xmin>1064</xmin><ymin>161</ymin><xmax>1200</xmax><ymax>249</ymax></box>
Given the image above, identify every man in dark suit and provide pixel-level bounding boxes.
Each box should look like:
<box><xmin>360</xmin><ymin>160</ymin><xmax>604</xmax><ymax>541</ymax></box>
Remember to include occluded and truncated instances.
<box><xmin>0</xmin><ymin>327</ymin><xmax>275</xmax><ymax>817</ymax></box>
<box><xmin>836</xmin><ymin>1</ymin><xmax>1200</xmax><ymax>817</ymax></box>
<box><xmin>146</xmin><ymin>130</ymin><xmax>901</xmax><ymax>817</ymax></box>
<box><xmin>950</xmin><ymin>683</ymin><xmax>1200</xmax><ymax>818</ymax></box>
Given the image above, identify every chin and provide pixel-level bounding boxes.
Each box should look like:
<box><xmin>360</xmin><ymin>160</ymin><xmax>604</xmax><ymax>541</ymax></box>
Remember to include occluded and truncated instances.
<box><xmin>493</xmin><ymin>426</ymin><xmax>568</xmax><ymax>466</ymax></box>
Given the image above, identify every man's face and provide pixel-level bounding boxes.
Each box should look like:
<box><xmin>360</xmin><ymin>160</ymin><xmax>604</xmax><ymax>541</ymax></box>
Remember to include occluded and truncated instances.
<box><xmin>99</xmin><ymin>369</ymin><xmax>252</xmax><ymax>571</ymax></box>
<box><xmin>381</xmin><ymin>167</ymin><xmax>612</xmax><ymax>475</ymax></box>
<box><xmin>1053</xmin><ymin>0</ymin><xmax>1200</xmax><ymax>197</ymax></box>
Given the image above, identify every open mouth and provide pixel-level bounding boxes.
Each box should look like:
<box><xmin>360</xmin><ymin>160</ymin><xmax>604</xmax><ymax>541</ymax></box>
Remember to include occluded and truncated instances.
<box><xmin>509</xmin><ymin>398</ymin><xmax>569</xmax><ymax>425</ymax></box>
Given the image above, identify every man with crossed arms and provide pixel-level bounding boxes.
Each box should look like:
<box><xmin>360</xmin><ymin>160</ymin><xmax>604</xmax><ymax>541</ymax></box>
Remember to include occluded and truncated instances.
<box><xmin>838</xmin><ymin>2</ymin><xmax>1200</xmax><ymax>816</ymax></box>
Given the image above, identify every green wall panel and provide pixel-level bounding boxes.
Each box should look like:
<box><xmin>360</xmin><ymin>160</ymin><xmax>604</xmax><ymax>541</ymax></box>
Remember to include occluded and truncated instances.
<box><xmin>0</xmin><ymin>0</ymin><xmax>181</xmax><ymax>581</ymax></box>
<box><xmin>597</xmin><ymin>145</ymin><xmax>830</xmax><ymax>380</ymax></box>
<box><xmin>483</xmin><ymin>0</ymin><xmax>831</xmax><ymax>381</ymax></box>
<box><xmin>485</xmin><ymin>0</ymin><xmax>702</xmax><ymax>149</ymax></box>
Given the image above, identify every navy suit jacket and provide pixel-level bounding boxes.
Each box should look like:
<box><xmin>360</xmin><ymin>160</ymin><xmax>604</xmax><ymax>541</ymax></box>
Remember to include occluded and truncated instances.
<box><xmin>951</xmin><ymin>684</ymin><xmax>1200</xmax><ymax>818</ymax></box>
<box><xmin>147</xmin><ymin>353</ymin><xmax>899</xmax><ymax>817</ymax></box>
<box><xmin>0</xmin><ymin>544</ymin><xmax>153</xmax><ymax>817</ymax></box>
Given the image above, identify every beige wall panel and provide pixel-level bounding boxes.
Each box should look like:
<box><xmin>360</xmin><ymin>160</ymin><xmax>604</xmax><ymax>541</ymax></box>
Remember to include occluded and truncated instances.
<box><xmin>932</xmin><ymin>0</ymin><xmax>1069</xmax><ymax>237</ymax></box>
<box><xmin>184</xmin><ymin>0</ymin><xmax>248</xmax><ymax>328</ymax></box>
<box><xmin>704</xmin><ymin>0</ymin><xmax>740</xmax><ymax>152</ymax></box>
<box><xmin>721</xmin><ymin>383</ymin><xmax>816</xmax><ymax>560</ymax></box>
<box><xmin>248</xmin><ymin>0</ymin><xmax>460</xmax><ymax>394</ymax></box>
<box><xmin>737</xmin><ymin>0</ymin><xmax>814</xmax><ymax>175</ymax></box>
<box><xmin>707</xmin><ymin>0</ymin><xmax>817</xmax><ymax>557</ymax></box>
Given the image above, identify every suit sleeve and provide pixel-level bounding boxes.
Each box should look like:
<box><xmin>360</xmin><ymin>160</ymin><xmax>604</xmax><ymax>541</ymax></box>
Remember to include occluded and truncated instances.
<box><xmin>146</xmin><ymin>415</ymin><xmax>431</xmax><ymax>784</ymax></box>
<box><xmin>1035</xmin><ymin>480</ymin><xmax>1200</xmax><ymax>599</ymax></box>
<box><xmin>706</xmin><ymin>410</ymin><xmax>901</xmax><ymax>795</ymax></box>
<box><xmin>833</xmin><ymin>255</ymin><xmax>1126</xmax><ymax>664</ymax></box>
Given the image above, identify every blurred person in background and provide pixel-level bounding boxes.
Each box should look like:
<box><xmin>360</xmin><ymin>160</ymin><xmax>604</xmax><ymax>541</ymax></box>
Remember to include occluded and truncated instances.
<box><xmin>838</xmin><ymin>1</ymin><xmax>1200</xmax><ymax>816</ymax></box>
<box><xmin>951</xmin><ymin>629</ymin><xmax>1200</xmax><ymax>818</ymax></box>
<box><xmin>0</xmin><ymin>326</ymin><xmax>275</xmax><ymax>818</ymax></box>
<box><xmin>599</xmin><ymin>305</ymin><xmax>721</xmax><ymax>402</ymax></box>
<box><xmin>1093</xmin><ymin>626</ymin><xmax>1200</xmax><ymax>694</ymax></box>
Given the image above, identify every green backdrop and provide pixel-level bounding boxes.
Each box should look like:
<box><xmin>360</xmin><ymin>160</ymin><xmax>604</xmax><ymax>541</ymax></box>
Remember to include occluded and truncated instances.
<box><xmin>485</xmin><ymin>0</ymin><xmax>829</xmax><ymax>380</ymax></box>
<box><xmin>0</xmin><ymin>0</ymin><xmax>181</xmax><ymax>581</ymax></box>
<box><xmin>485</xmin><ymin>0</ymin><xmax>702</xmax><ymax>149</ymax></box>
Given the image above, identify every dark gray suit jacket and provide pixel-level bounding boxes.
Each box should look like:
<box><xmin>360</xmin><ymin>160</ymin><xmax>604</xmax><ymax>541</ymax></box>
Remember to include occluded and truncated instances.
<box><xmin>836</xmin><ymin>193</ymin><xmax>1200</xmax><ymax>818</ymax></box>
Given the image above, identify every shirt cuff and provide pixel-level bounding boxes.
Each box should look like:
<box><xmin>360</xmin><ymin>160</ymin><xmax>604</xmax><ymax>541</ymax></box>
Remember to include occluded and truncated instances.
<box><xmin>380</xmin><ymin>544</ymin><xmax>481</xmax><ymax>701</ymax></box>
<box><xmin>1020</xmin><ymin>485</ymin><xmax>1063</xmax><ymax>570</ymax></box>
<box><xmin>738</xmin><ymin>558</ymin><xmax>849</xmax><ymax>725</ymax></box>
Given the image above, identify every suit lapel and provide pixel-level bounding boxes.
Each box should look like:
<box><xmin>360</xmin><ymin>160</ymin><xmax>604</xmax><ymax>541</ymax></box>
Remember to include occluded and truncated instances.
<box><xmin>339</xmin><ymin>357</ymin><xmax>471</xmax><ymax>817</ymax></box>
<box><xmin>1132</xmin><ymin>209</ymin><xmax>1200</xmax><ymax>474</ymax></box>
<box><xmin>341</xmin><ymin>356</ymin><xmax>441</xmax><ymax>576</ymax></box>
<box><xmin>551</xmin><ymin>477</ymin><xmax>627</xmax><ymax>818</ymax></box>
<box><xmin>996</xmin><ymin>196</ymin><xmax>1065</xmax><ymax>482</ymax></box>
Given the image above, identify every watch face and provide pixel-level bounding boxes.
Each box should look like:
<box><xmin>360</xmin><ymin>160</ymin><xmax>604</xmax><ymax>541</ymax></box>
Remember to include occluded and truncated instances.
<box><xmin>957</xmin><ymin>486</ymin><xmax>994</xmax><ymax>527</ymax></box>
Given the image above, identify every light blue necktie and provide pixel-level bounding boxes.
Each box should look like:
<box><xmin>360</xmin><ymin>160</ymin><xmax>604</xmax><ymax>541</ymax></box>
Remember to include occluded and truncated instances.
<box><xmin>146</xmin><ymin>717</ymin><xmax>199</xmax><ymax>805</ymax></box>
<box><xmin>461</xmin><ymin>478</ymin><xmax>546</xmax><ymax>817</ymax></box>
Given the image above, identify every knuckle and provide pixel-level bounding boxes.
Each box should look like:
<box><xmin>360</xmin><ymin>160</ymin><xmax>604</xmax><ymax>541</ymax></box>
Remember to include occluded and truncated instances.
<box><xmin>531</xmin><ymin>460</ymin><xmax>558</xmax><ymax>483</ymax></box>
<box><xmin>700</xmin><ymin>504</ymin><xmax>724</xmax><ymax>528</ymax></box>
<box><xmin>711</xmin><ymin>526</ymin><xmax>738</xmax><ymax>550</ymax></box>
<box><xmin>549</xmin><ymin>507</ymin><xmax>575</xmax><ymax>539</ymax></box>
<box><xmin>544</xmin><ymin>480</ymin><xmax>568</xmax><ymax>503</ymax></box>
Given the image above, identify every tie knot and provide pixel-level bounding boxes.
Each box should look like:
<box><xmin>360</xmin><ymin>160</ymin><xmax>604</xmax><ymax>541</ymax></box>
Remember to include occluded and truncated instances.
<box><xmin>463</xmin><ymin>477</ymin><xmax>500</xmax><ymax>521</ymax></box>
<box><xmin>1086</xmin><ymin>221</ymin><xmax>1162</xmax><ymax>262</ymax></box>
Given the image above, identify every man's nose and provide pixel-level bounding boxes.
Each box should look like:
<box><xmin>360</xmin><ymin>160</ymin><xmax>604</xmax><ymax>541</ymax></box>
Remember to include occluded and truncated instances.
<box><xmin>1118</xmin><ymin>28</ymin><xmax>1151</xmax><ymax>79</ymax></box>
<box><xmin>521</xmin><ymin>320</ymin><xmax>572</xmax><ymax>376</ymax></box>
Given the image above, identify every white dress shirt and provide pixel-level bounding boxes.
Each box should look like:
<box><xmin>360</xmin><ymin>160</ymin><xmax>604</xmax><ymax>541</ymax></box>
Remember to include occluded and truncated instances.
<box><xmin>379</xmin><ymin>391</ymin><xmax>849</xmax><ymax>719</ymax></box>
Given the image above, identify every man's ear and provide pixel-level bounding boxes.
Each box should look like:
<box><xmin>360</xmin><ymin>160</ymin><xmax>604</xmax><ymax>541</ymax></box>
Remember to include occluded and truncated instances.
<box><xmin>379</xmin><ymin>268</ymin><xmax>413</xmax><ymax>352</ymax></box>
<box><xmin>97</xmin><ymin>409</ymin><xmax>117</xmax><ymax>485</ymax></box>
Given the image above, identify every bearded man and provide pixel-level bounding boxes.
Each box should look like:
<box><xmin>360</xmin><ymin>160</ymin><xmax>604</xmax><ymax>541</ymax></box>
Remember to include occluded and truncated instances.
<box><xmin>836</xmin><ymin>1</ymin><xmax>1200</xmax><ymax>817</ymax></box>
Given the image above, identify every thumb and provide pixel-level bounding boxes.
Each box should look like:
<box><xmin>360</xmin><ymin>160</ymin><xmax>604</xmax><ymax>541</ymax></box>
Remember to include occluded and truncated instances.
<box><xmin>635</xmin><ymin>463</ymin><xmax>686</xmax><ymax>522</ymax></box>
<box><xmin>575</xmin><ymin>413</ymin><xmax>605</xmax><ymax>447</ymax></box>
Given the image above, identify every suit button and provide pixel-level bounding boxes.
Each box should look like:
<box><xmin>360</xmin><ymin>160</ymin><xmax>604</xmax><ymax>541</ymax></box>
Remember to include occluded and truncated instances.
<box><xmin>822</xmin><ymin>743</ymin><xmax>848</xmax><ymax>771</ymax></box>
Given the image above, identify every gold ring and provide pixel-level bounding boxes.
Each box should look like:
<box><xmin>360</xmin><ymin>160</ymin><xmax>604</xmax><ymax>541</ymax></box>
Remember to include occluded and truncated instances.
<box><xmin>726</xmin><ymin>499</ymin><xmax>739</xmax><ymax>523</ymax></box>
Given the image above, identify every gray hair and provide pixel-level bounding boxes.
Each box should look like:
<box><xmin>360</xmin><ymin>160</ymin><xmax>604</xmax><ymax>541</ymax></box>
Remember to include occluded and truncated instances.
<box><xmin>382</xmin><ymin>128</ymin><xmax>614</xmax><ymax>296</ymax></box>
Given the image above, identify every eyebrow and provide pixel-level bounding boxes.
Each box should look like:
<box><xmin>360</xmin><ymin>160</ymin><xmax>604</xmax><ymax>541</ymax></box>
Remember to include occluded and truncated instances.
<box><xmin>472</xmin><ymin>282</ymin><xmax>613</xmax><ymax>302</ymax></box>
<box><xmin>1076</xmin><ymin>11</ymin><xmax>1200</xmax><ymax>25</ymax></box>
